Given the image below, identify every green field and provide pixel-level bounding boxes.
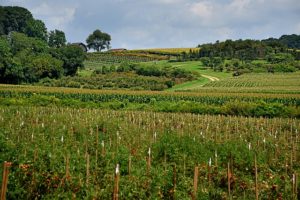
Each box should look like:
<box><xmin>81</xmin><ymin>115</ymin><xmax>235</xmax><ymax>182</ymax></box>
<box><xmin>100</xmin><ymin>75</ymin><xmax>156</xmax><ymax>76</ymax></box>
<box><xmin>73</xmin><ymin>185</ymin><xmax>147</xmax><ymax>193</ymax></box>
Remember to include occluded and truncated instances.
<box><xmin>1</xmin><ymin>106</ymin><xmax>299</xmax><ymax>199</ymax></box>
<box><xmin>1</xmin><ymin>50</ymin><xmax>300</xmax><ymax>200</ymax></box>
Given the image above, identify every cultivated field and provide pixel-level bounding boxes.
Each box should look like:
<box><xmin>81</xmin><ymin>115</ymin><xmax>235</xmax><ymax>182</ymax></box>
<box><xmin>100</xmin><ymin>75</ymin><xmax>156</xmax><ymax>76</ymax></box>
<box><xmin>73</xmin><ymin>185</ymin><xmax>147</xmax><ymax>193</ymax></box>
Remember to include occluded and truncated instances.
<box><xmin>0</xmin><ymin>106</ymin><xmax>299</xmax><ymax>199</ymax></box>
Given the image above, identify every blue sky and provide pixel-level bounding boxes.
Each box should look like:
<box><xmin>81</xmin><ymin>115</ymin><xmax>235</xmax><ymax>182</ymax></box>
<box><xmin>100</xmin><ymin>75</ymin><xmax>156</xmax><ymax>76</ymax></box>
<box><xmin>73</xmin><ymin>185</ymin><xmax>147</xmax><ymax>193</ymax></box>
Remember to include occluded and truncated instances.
<box><xmin>2</xmin><ymin>0</ymin><xmax>300</xmax><ymax>49</ymax></box>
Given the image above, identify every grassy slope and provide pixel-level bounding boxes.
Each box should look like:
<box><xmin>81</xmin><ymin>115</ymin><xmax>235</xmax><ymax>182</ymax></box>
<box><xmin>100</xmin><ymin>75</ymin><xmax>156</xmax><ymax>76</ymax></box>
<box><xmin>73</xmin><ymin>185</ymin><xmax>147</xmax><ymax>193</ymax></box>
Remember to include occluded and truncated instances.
<box><xmin>165</xmin><ymin>61</ymin><xmax>231</xmax><ymax>91</ymax></box>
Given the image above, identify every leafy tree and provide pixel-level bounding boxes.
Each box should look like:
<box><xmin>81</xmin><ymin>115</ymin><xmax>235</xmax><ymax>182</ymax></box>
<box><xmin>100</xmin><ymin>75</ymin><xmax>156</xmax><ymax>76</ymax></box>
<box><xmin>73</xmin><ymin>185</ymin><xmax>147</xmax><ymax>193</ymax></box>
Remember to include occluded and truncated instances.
<box><xmin>0</xmin><ymin>36</ymin><xmax>13</xmax><ymax>80</ymax></box>
<box><xmin>267</xmin><ymin>53</ymin><xmax>294</xmax><ymax>64</ymax></box>
<box><xmin>0</xmin><ymin>6</ymin><xmax>33</xmax><ymax>35</ymax></box>
<box><xmin>29</xmin><ymin>54</ymin><xmax>63</xmax><ymax>81</ymax></box>
<box><xmin>48</xmin><ymin>29</ymin><xmax>66</xmax><ymax>48</ymax></box>
<box><xmin>10</xmin><ymin>32</ymin><xmax>48</xmax><ymax>54</ymax></box>
<box><xmin>51</xmin><ymin>45</ymin><xmax>86</xmax><ymax>76</ymax></box>
<box><xmin>86</xmin><ymin>29</ymin><xmax>111</xmax><ymax>52</ymax></box>
<box><xmin>24</xmin><ymin>19</ymin><xmax>48</xmax><ymax>41</ymax></box>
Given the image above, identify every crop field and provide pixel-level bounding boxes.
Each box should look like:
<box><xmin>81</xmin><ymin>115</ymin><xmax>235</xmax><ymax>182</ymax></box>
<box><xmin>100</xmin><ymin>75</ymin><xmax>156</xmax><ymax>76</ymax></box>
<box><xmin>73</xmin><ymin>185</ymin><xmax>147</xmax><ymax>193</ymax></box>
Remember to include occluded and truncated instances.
<box><xmin>0</xmin><ymin>106</ymin><xmax>299</xmax><ymax>199</ymax></box>
<box><xmin>86</xmin><ymin>52</ymin><xmax>168</xmax><ymax>67</ymax></box>
<box><xmin>0</xmin><ymin>69</ymin><xmax>300</xmax><ymax>199</ymax></box>
<box><xmin>204</xmin><ymin>72</ymin><xmax>300</xmax><ymax>88</ymax></box>
<box><xmin>130</xmin><ymin>48</ymin><xmax>200</xmax><ymax>56</ymax></box>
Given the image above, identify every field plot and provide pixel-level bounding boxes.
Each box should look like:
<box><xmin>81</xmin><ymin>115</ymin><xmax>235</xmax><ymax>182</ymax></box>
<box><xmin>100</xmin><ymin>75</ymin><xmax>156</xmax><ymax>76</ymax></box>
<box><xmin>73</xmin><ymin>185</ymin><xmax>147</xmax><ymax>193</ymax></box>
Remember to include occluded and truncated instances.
<box><xmin>203</xmin><ymin>72</ymin><xmax>300</xmax><ymax>94</ymax></box>
<box><xmin>0</xmin><ymin>106</ymin><xmax>299</xmax><ymax>199</ymax></box>
<box><xmin>0</xmin><ymin>84</ymin><xmax>300</xmax><ymax>118</ymax></box>
<box><xmin>86</xmin><ymin>52</ymin><xmax>168</xmax><ymax>67</ymax></box>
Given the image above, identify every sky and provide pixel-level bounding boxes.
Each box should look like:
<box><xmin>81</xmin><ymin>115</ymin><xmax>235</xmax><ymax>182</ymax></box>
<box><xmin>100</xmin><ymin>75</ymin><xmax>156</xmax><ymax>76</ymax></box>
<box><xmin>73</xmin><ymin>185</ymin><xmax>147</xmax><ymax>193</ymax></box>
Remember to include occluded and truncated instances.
<box><xmin>1</xmin><ymin>0</ymin><xmax>300</xmax><ymax>49</ymax></box>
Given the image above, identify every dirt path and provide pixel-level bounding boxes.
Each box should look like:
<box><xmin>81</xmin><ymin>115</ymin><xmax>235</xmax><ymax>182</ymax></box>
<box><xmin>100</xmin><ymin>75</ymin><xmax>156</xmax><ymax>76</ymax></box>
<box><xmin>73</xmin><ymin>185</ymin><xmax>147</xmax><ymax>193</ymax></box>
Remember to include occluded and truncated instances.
<box><xmin>201</xmin><ymin>74</ymin><xmax>220</xmax><ymax>81</ymax></box>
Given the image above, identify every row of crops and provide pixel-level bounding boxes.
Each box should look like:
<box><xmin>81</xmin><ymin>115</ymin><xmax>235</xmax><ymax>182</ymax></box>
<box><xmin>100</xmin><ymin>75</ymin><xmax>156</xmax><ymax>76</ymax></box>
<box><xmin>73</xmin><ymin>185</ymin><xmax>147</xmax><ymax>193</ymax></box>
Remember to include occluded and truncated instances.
<box><xmin>0</xmin><ymin>106</ymin><xmax>299</xmax><ymax>199</ymax></box>
<box><xmin>0</xmin><ymin>84</ymin><xmax>299</xmax><ymax>106</ymax></box>
<box><xmin>86</xmin><ymin>52</ymin><xmax>169</xmax><ymax>66</ymax></box>
<box><xmin>204</xmin><ymin>72</ymin><xmax>300</xmax><ymax>88</ymax></box>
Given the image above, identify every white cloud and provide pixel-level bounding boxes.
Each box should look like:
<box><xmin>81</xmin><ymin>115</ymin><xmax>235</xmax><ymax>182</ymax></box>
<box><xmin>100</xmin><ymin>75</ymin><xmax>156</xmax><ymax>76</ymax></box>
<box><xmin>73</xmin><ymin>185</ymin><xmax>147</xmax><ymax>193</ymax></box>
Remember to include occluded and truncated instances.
<box><xmin>2</xmin><ymin>0</ymin><xmax>300</xmax><ymax>48</ymax></box>
<box><xmin>31</xmin><ymin>2</ymin><xmax>76</xmax><ymax>30</ymax></box>
<box><xmin>190</xmin><ymin>1</ymin><xmax>213</xmax><ymax>20</ymax></box>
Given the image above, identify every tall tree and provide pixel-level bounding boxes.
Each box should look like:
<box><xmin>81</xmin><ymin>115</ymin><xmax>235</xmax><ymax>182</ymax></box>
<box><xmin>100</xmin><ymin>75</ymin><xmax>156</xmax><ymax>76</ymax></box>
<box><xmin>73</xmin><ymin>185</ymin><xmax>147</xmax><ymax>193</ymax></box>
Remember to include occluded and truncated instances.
<box><xmin>0</xmin><ymin>6</ymin><xmax>33</xmax><ymax>35</ymax></box>
<box><xmin>48</xmin><ymin>29</ymin><xmax>66</xmax><ymax>48</ymax></box>
<box><xmin>24</xmin><ymin>19</ymin><xmax>48</xmax><ymax>41</ymax></box>
<box><xmin>50</xmin><ymin>45</ymin><xmax>86</xmax><ymax>76</ymax></box>
<box><xmin>86</xmin><ymin>29</ymin><xmax>111</xmax><ymax>52</ymax></box>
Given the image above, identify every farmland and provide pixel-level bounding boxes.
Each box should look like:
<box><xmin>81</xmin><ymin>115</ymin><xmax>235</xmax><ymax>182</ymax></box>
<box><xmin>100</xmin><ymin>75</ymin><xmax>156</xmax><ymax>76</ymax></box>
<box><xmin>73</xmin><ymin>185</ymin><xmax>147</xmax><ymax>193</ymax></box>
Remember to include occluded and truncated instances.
<box><xmin>1</xmin><ymin>4</ymin><xmax>300</xmax><ymax>200</ymax></box>
<box><xmin>1</xmin><ymin>57</ymin><xmax>300</xmax><ymax>199</ymax></box>
<box><xmin>0</xmin><ymin>106</ymin><xmax>299</xmax><ymax>199</ymax></box>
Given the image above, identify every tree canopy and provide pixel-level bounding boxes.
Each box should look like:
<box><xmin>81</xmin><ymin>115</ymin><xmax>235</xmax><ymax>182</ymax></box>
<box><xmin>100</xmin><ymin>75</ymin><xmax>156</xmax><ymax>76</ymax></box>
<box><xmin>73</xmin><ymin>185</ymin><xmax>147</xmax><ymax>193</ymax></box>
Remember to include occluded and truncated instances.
<box><xmin>86</xmin><ymin>29</ymin><xmax>111</xmax><ymax>52</ymax></box>
<box><xmin>0</xmin><ymin>6</ymin><xmax>86</xmax><ymax>84</ymax></box>
<box><xmin>48</xmin><ymin>29</ymin><xmax>66</xmax><ymax>48</ymax></box>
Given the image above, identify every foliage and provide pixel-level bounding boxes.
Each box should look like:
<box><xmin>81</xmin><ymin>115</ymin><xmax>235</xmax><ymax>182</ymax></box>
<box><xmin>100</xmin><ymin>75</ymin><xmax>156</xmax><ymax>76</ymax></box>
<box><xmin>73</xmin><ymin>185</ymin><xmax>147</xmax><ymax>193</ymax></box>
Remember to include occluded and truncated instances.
<box><xmin>50</xmin><ymin>45</ymin><xmax>86</xmax><ymax>76</ymax></box>
<box><xmin>38</xmin><ymin>72</ymin><xmax>172</xmax><ymax>91</ymax></box>
<box><xmin>48</xmin><ymin>29</ymin><xmax>66</xmax><ymax>48</ymax></box>
<box><xmin>0</xmin><ymin>6</ymin><xmax>33</xmax><ymax>35</ymax></box>
<box><xmin>86</xmin><ymin>29</ymin><xmax>111</xmax><ymax>52</ymax></box>
<box><xmin>24</xmin><ymin>19</ymin><xmax>48</xmax><ymax>41</ymax></box>
<box><xmin>263</xmin><ymin>34</ymin><xmax>300</xmax><ymax>49</ymax></box>
<box><xmin>0</xmin><ymin>106</ymin><xmax>299</xmax><ymax>199</ymax></box>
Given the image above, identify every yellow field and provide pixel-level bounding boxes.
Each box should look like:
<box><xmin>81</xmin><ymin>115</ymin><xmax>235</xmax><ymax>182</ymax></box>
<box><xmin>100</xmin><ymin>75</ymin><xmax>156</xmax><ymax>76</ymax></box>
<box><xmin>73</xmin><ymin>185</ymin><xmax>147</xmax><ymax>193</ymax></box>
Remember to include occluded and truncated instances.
<box><xmin>130</xmin><ymin>47</ymin><xmax>200</xmax><ymax>54</ymax></box>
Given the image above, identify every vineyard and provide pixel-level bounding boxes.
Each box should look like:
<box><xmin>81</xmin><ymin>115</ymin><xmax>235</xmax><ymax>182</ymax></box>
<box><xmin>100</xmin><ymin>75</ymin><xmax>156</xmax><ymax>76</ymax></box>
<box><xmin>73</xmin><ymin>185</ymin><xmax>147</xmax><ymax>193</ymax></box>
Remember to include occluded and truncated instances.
<box><xmin>204</xmin><ymin>72</ymin><xmax>300</xmax><ymax>88</ymax></box>
<box><xmin>0</xmin><ymin>106</ymin><xmax>299</xmax><ymax>199</ymax></box>
<box><xmin>1</xmin><ymin>66</ymin><xmax>300</xmax><ymax>199</ymax></box>
<box><xmin>86</xmin><ymin>52</ymin><xmax>169</xmax><ymax>66</ymax></box>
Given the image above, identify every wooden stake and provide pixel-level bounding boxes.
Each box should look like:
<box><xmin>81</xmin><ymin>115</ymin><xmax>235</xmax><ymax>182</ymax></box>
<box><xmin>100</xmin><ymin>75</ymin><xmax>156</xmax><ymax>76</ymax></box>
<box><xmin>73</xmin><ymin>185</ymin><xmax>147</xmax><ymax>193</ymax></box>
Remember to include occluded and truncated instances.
<box><xmin>1</xmin><ymin>162</ymin><xmax>12</xmax><ymax>200</ymax></box>
<box><xmin>66</xmin><ymin>155</ymin><xmax>70</xmax><ymax>180</ymax></box>
<box><xmin>227</xmin><ymin>162</ymin><xmax>231</xmax><ymax>198</ymax></box>
<box><xmin>255</xmin><ymin>155</ymin><xmax>259</xmax><ymax>200</ymax></box>
<box><xmin>192</xmin><ymin>166</ymin><xmax>199</xmax><ymax>200</ymax></box>
<box><xmin>86</xmin><ymin>154</ymin><xmax>90</xmax><ymax>186</ymax></box>
<box><xmin>295</xmin><ymin>173</ymin><xmax>298</xmax><ymax>200</ymax></box>
<box><xmin>128</xmin><ymin>155</ymin><xmax>131</xmax><ymax>175</ymax></box>
<box><xmin>113</xmin><ymin>164</ymin><xmax>120</xmax><ymax>200</ymax></box>
<box><xmin>101</xmin><ymin>141</ymin><xmax>105</xmax><ymax>156</ymax></box>
<box><xmin>173</xmin><ymin>165</ymin><xmax>177</xmax><ymax>193</ymax></box>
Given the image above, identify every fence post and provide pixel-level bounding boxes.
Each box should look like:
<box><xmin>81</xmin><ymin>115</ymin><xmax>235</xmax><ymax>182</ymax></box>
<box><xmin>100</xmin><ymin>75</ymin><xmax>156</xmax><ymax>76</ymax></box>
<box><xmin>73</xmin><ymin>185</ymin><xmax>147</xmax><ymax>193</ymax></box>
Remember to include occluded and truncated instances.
<box><xmin>1</xmin><ymin>161</ymin><xmax>12</xmax><ymax>200</ymax></box>
<box><xmin>255</xmin><ymin>155</ymin><xmax>259</xmax><ymax>200</ymax></box>
<box><xmin>192</xmin><ymin>166</ymin><xmax>199</xmax><ymax>200</ymax></box>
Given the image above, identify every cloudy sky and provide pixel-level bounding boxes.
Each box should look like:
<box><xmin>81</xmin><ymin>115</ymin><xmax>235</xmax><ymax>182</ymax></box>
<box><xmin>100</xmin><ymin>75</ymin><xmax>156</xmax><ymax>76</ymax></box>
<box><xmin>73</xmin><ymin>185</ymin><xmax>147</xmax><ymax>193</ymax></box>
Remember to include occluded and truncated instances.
<box><xmin>2</xmin><ymin>0</ymin><xmax>300</xmax><ymax>49</ymax></box>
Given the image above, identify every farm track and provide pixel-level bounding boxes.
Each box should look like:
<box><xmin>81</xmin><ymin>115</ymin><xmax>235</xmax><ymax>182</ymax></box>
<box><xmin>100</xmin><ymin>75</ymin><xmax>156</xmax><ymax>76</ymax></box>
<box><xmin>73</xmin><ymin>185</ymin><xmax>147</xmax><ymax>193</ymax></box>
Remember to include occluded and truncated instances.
<box><xmin>201</xmin><ymin>74</ymin><xmax>220</xmax><ymax>82</ymax></box>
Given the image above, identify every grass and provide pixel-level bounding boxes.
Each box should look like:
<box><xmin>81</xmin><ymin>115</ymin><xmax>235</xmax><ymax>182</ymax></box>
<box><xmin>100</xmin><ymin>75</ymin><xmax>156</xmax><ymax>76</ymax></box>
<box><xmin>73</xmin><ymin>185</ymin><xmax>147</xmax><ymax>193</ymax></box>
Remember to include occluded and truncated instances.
<box><xmin>163</xmin><ymin>61</ymin><xmax>231</xmax><ymax>91</ymax></box>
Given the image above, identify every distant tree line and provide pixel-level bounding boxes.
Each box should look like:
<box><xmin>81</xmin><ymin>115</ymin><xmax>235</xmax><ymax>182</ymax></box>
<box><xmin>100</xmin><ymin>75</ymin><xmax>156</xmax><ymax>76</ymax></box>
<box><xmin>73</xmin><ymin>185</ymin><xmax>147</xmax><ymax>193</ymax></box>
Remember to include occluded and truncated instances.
<box><xmin>194</xmin><ymin>36</ymin><xmax>300</xmax><ymax>61</ymax></box>
<box><xmin>0</xmin><ymin>6</ymin><xmax>85</xmax><ymax>84</ymax></box>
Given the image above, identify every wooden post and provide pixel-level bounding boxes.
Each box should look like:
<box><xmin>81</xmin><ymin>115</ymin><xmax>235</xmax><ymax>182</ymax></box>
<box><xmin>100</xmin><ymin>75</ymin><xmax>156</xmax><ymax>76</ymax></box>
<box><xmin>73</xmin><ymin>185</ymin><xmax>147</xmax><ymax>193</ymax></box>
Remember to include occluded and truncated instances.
<box><xmin>113</xmin><ymin>164</ymin><xmax>120</xmax><ymax>200</ymax></box>
<box><xmin>164</xmin><ymin>150</ymin><xmax>167</xmax><ymax>172</ymax></box>
<box><xmin>128</xmin><ymin>155</ymin><xmax>131</xmax><ymax>175</ymax></box>
<box><xmin>227</xmin><ymin>162</ymin><xmax>231</xmax><ymax>198</ymax></box>
<box><xmin>255</xmin><ymin>155</ymin><xmax>259</xmax><ymax>200</ymax></box>
<box><xmin>86</xmin><ymin>154</ymin><xmax>90</xmax><ymax>186</ymax></box>
<box><xmin>208</xmin><ymin>158</ymin><xmax>211</xmax><ymax>186</ymax></box>
<box><xmin>215</xmin><ymin>150</ymin><xmax>218</xmax><ymax>169</ymax></box>
<box><xmin>192</xmin><ymin>166</ymin><xmax>199</xmax><ymax>200</ymax></box>
<box><xmin>172</xmin><ymin>164</ymin><xmax>176</xmax><ymax>198</ymax></box>
<box><xmin>295</xmin><ymin>173</ymin><xmax>298</xmax><ymax>200</ymax></box>
<box><xmin>1</xmin><ymin>162</ymin><xmax>12</xmax><ymax>200</ymax></box>
<box><xmin>66</xmin><ymin>155</ymin><xmax>70</xmax><ymax>180</ymax></box>
<box><xmin>101</xmin><ymin>141</ymin><xmax>105</xmax><ymax>156</ymax></box>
